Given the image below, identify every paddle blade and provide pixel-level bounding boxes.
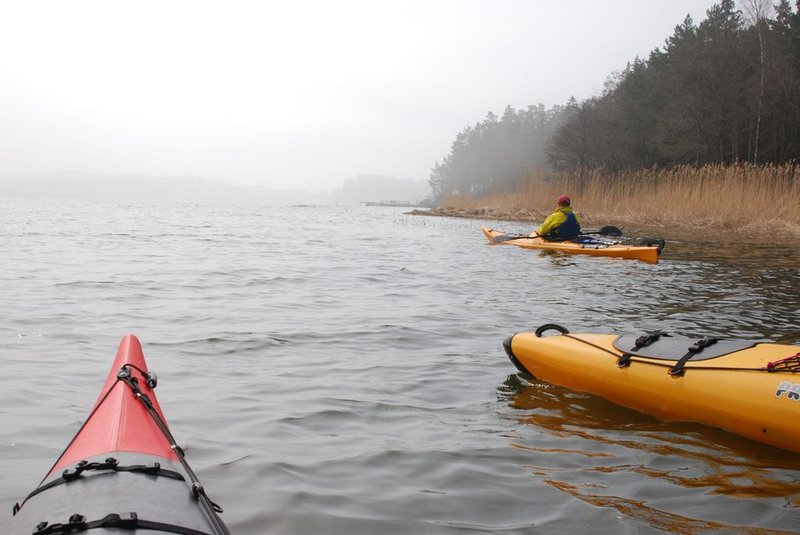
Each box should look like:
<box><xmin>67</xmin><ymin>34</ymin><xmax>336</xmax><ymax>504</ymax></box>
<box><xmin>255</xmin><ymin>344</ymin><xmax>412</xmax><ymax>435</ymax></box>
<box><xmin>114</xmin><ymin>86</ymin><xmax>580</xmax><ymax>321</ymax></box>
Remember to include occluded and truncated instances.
<box><xmin>597</xmin><ymin>225</ymin><xmax>622</xmax><ymax>237</ymax></box>
<box><xmin>492</xmin><ymin>234</ymin><xmax>525</xmax><ymax>243</ymax></box>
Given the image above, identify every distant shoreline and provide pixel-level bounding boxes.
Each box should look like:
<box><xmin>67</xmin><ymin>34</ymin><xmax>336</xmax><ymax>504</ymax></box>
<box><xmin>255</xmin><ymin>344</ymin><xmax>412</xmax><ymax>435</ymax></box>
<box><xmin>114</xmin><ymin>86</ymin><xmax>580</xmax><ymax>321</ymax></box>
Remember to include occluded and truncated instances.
<box><xmin>408</xmin><ymin>206</ymin><xmax>800</xmax><ymax>243</ymax></box>
<box><xmin>408</xmin><ymin>206</ymin><xmax>660</xmax><ymax>235</ymax></box>
<box><xmin>412</xmin><ymin>164</ymin><xmax>800</xmax><ymax>241</ymax></box>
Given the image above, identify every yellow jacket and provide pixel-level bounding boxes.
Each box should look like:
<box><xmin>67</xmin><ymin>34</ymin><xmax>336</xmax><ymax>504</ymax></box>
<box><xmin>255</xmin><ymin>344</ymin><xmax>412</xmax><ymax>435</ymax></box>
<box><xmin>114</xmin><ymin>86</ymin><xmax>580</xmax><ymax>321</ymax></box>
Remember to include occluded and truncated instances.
<box><xmin>536</xmin><ymin>206</ymin><xmax>581</xmax><ymax>237</ymax></box>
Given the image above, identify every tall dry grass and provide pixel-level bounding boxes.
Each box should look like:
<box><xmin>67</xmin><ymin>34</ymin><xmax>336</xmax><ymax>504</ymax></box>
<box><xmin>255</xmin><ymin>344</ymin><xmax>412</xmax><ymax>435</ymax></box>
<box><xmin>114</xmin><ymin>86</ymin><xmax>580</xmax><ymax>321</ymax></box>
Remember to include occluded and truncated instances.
<box><xmin>441</xmin><ymin>164</ymin><xmax>800</xmax><ymax>235</ymax></box>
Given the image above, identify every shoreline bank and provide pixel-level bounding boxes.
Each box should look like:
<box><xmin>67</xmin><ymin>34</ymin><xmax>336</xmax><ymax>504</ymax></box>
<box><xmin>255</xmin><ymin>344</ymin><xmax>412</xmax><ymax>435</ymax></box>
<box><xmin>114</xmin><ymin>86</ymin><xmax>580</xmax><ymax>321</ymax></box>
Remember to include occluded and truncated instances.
<box><xmin>416</xmin><ymin>164</ymin><xmax>800</xmax><ymax>240</ymax></box>
<box><xmin>409</xmin><ymin>206</ymin><xmax>800</xmax><ymax>243</ymax></box>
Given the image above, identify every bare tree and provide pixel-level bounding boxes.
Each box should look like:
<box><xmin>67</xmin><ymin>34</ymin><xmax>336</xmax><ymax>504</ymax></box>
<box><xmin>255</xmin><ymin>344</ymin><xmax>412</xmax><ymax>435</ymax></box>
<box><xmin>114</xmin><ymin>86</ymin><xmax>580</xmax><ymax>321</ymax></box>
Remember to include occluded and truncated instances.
<box><xmin>742</xmin><ymin>0</ymin><xmax>773</xmax><ymax>163</ymax></box>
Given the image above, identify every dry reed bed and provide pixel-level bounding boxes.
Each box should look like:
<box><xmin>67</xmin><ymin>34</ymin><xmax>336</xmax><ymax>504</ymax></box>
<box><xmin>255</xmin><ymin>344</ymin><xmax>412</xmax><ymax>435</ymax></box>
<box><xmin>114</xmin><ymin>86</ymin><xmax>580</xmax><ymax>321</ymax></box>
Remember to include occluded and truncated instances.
<box><xmin>430</xmin><ymin>164</ymin><xmax>800</xmax><ymax>238</ymax></box>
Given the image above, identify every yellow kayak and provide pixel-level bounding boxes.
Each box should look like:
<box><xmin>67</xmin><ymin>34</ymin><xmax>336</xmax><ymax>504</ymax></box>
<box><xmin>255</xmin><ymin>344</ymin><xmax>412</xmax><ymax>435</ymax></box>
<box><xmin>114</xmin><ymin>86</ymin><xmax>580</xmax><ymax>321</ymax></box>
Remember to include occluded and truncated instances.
<box><xmin>482</xmin><ymin>227</ymin><xmax>663</xmax><ymax>262</ymax></box>
<box><xmin>503</xmin><ymin>324</ymin><xmax>800</xmax><ymax>453</ymax></box>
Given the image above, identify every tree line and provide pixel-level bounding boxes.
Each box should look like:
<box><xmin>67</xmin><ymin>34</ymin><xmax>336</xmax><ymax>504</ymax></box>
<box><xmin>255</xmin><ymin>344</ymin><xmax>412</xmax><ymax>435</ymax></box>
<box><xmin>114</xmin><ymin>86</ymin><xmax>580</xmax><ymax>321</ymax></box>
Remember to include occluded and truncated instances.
<box><xmin>429</xmin><ymin>0</ymin><xmax>800</xmax><ymax>200</ymax></box>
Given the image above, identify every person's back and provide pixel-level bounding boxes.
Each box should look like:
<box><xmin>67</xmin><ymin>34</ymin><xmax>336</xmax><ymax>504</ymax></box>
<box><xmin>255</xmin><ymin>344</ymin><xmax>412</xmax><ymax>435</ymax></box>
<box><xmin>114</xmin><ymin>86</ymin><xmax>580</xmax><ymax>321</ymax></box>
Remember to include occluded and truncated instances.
<box><xmin>536</xmin><ymin>195</ymin><xmax>581</xmax><ymax>240</ymax></box>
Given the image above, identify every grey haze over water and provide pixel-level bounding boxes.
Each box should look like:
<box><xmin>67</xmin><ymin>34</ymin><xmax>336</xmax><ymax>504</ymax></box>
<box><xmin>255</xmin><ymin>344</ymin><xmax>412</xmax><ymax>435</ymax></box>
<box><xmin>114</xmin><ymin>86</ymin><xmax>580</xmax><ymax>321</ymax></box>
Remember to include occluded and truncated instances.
<box><xmin>0</xmin><ymin>2</ymin><xmax>715</xmax><ymax>191</ymax></box>
<box><xmin>0</xmin><ymin>174</ymin><xmax>431</xmax><ymax>204</ymax></box>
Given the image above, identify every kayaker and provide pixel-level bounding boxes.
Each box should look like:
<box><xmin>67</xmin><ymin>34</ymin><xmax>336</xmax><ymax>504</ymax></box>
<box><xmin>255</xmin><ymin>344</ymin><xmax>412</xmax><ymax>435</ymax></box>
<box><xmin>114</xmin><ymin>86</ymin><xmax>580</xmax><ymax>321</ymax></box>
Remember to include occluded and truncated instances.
<box><xmin>534</xmin><ymin>195</ymin><xmax>581</xmax><ymax>240</ymax></box>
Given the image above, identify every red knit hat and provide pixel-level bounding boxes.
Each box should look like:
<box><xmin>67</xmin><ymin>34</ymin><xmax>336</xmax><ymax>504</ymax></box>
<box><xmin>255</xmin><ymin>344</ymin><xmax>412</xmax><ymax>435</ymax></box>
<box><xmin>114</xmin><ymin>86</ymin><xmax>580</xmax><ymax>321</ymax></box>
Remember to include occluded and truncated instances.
<box><xmin>557</xmin><ymin>195</ymin><xmax>571</xmax><ymax>205</ymax></box>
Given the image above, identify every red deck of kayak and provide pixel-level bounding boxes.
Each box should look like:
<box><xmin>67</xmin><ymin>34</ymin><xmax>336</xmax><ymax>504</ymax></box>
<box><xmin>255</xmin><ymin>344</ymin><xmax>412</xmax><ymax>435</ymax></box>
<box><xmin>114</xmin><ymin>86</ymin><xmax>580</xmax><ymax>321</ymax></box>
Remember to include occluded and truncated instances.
<box><xmin>50</xmin><ymin>335</ymin><xmax>179</xmax><ymax>474</ymax></box>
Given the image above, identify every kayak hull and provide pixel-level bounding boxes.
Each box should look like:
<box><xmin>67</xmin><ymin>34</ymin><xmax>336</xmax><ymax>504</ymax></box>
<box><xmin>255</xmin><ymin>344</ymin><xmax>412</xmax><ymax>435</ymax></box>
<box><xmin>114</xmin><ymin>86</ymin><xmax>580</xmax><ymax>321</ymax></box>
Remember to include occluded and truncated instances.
<box><xmin>482</xmin><ymin>227</ymin><xmax>660</xmax><ymax>262</ymax></box>
<box><xmin>504</xmin><ymin>328</ymin><xmax>800</xmax><ymax>453</ymax></box>
<box><xmin>12</xmin><ymin>453</ymin><xmax>218</xmax><ymax>534</ymax></box>
<box><xmin>11</xmin><ymin>335</ymin><xmax>229</xmax><ymax>535</ymax></box>
<box><xmin>50</xmin><ymin>335</ymin><xmax>178</xmax><ymax>473</ymax></box>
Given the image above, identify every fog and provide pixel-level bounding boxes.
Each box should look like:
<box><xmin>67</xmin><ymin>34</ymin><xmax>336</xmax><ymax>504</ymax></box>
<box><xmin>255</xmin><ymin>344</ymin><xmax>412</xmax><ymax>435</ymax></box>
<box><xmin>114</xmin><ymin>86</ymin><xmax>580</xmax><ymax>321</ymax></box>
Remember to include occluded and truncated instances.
<box><xmin>0</xmin><ymin>0</ymin><xmax>714</xmax><ymax>198</ymax></box>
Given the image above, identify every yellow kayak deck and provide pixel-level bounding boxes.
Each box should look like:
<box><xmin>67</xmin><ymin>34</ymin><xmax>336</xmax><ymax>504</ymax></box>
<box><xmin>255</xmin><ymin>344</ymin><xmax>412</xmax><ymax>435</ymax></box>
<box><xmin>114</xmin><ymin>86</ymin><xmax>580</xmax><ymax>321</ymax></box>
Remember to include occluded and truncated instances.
<box><xmin>482</xmin><ymin>227</ymin><xmax>661</xmax><ymax>262</ymax></box>
<box><xmin>504</xmin><ymin>327</ymin><xmax>800</xmax><ymax>453</ymax></box>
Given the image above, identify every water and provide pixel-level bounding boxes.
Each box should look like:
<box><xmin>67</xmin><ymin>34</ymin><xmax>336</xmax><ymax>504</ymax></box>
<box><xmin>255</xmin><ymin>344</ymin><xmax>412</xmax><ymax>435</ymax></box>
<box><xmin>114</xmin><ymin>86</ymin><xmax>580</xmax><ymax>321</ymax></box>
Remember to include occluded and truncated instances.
<box><xmin>1</xmin><ymin>198</ymin><xmax>799</xmax><ymax>534</ymax></box>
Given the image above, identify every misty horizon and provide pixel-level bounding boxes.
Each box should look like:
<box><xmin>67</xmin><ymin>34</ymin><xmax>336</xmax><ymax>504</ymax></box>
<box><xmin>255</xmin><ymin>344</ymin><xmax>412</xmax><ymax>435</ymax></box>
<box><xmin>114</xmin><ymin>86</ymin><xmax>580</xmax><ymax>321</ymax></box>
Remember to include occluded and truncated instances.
<box><xmin>0</xmin><ymin>172</ymin><xmax>432</xmax><ymax>204</ymax></box>
<box><xmin>0</xmin><ymin>1</ymin><xmax>716</xmax><ymax>193</ymax></box>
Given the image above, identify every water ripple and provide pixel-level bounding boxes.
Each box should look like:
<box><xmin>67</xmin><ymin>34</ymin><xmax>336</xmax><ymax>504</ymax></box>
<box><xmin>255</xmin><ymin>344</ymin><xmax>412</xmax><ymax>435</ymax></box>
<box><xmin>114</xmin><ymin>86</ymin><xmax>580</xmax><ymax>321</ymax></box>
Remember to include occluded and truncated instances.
<box><xmin>1</xmin><ymin>200</ymin><xmax>799</xmax><ymax>533</ymax></box>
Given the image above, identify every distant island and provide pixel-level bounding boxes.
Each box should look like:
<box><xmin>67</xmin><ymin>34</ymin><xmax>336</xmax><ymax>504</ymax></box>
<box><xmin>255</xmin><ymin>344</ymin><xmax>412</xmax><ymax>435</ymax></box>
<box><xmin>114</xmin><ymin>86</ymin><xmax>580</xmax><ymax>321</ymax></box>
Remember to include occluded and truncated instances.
<box><xmin>0</xmin><ymin>172</ymin><xmax>431</xmax><ymax>205</ymax></box>
<box><xmin>364</xmin><ymin>200</ymin><xmax>428</xmax><ymax>207</ymax></box>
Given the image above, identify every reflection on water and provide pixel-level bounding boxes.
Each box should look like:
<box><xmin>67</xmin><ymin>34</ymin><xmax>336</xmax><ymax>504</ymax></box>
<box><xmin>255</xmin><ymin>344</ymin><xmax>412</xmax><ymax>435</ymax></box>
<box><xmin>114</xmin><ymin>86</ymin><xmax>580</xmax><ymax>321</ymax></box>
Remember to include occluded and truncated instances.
<box><xmin>545</xmin><ymin>479</ymin><xmax>798</xmax><ymax>535</ymax></box>
<box><xmin>665</xmin><ymin>232</ymin><xmax>800</xmax><ymax>268</ymax></box>
<box><xmin>499</xmin><ymin>374</ymin><xmax>800</xmax><ymax>529</ymax></box>
<box><xmin>660</xmin><ymin>235</ymin><xmax>800</xmax><ymax>344</ymax></box>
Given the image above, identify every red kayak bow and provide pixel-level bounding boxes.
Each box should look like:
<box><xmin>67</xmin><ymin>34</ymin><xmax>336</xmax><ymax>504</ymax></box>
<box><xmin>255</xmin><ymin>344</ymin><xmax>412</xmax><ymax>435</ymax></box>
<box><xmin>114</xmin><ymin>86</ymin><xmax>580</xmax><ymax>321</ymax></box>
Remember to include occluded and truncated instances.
<box><xmin>50</xmin><ymin>335</ymin><xmax>178</xmax><ymax>473</ymax></box>
<box><xmin>12</xmin><ymin>335</ymin><xmax>230</xmax><ymax>535</ymax></box>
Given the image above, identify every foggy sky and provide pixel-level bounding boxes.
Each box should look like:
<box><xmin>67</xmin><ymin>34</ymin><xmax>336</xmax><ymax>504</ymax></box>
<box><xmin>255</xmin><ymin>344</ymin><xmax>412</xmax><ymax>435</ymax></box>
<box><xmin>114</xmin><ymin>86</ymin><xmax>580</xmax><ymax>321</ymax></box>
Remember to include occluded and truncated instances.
<box><xmin>0</xmin><ymin>0</ymin><xmax>714</xmax><ymax>192</ymax></box>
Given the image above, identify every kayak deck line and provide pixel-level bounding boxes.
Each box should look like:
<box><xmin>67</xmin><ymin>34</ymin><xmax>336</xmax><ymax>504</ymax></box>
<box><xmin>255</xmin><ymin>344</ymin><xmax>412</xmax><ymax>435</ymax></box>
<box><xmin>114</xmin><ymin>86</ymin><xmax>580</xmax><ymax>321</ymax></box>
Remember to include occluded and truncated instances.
<box><xmin>32</xmin><ymin>511</ymin><xmax>214</xmax><ymax>535</ymax></box>
<box><xmin>766</xmin><ymin>352</ymin><xmax>800</xmax><ymax>372</ymax></box>
<box><xmin>113</xmin><ymin>360</ymin><xmax>228</xmax><ymax>526</ymax></box>
<box><xmin>13</xmin><ymin>457</ymin><xmax>186</xmax><ymax>515</ymax></box>
<box><xmin>11</xmin><ymin>335</ymin><xmax>231</xmax><ymax>535</ymax></box>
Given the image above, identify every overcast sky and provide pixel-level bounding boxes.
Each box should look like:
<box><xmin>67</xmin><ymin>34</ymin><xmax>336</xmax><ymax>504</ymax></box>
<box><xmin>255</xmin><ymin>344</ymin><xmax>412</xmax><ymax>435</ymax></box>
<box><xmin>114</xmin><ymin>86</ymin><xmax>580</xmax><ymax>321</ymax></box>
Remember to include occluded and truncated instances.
<box><xmin>0</xmin><ymin>0</ymin><xmax>716</xmax><ymax>192</ymax></box>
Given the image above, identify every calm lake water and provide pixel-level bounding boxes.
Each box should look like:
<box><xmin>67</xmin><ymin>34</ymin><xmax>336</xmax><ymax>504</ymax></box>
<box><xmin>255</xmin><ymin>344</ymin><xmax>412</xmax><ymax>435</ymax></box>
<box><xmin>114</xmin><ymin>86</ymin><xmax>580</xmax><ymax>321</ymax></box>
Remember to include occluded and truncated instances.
<box><xmin>1</xmin><ymin>198</ymin><xmax>799</xmax><ymax>534</ymax></box>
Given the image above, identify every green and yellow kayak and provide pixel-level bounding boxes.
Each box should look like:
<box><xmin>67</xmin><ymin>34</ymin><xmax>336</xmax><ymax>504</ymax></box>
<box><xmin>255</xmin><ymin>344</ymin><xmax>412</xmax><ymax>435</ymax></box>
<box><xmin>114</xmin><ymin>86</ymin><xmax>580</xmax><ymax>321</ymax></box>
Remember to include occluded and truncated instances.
<box><xmin>504</xmin><ymin>324</ymin><xmax>800</xmax><ymax>453</ymax></box>
<box><xmin>482</xmin><ymin>227</ymin><xmax>663</xmax><ymax>262</ymax></box>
